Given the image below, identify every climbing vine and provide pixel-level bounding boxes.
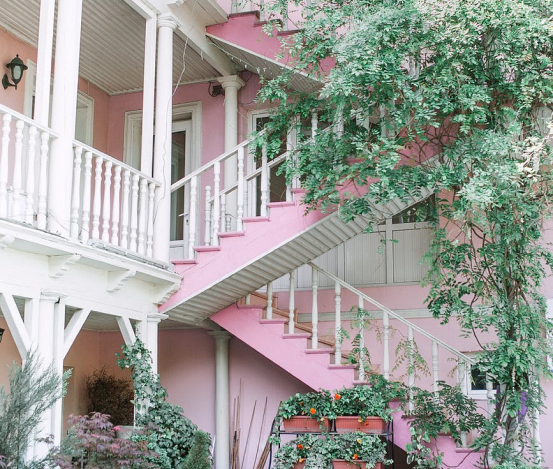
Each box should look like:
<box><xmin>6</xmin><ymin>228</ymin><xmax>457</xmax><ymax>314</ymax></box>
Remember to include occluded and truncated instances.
<box><xmin>255</xmin><ymin>0</ymin><xmax>553</xmax><ymax>465</ymax></box>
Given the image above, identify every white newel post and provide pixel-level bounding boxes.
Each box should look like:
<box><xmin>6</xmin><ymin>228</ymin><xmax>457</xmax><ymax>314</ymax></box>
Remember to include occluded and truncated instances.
<box><xmin>141</xmin><ymin>16</ymin><xmax>157</xmax><ymax>177</ymax></box>
<box><xmin>218</xmin><ymin>75</ymin><xmax>245</xmax><ymax>226</ymax></box>
<box><xmin>153</xmin><ymin>14</ymin><xmax>178</xmax><ymax>263</ymax></box>
<box><xmin>209</xmin><ymin>331</ymin><xmax>231</xmax><ymax>469</ymax></box>
<box><xmin>48</xmin><ymin>0</ymin><xmax>83</xmax><ymax>236</ymax></box>
<box><xmin>34</xmin><ymin>0</ymin><xmax>56</xmax><ymax>125</ymax></box>
<box><xmin>138</xmin><ymin>313</ymin><xmax>167</xmax><ymax>375</ymax></box>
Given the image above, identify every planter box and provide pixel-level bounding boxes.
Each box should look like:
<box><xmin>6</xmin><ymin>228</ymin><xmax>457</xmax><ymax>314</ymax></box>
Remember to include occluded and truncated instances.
<box><xmin>293</xmin><ymin>461</ymin><xmax>306</xmax><ymax>469</ymax></box>
<box><xmin>335</xmin><ymin>416</ymin><xmax>386</xmax><ymax>434</ymax></box>
<box><xmin>332</xmin><ymin>460</ymin><xmax>384</xmax><ymax>469</ymax></box>
<box><xmin>283</xmin><ymin>416</ymin><xmax>331</xmax><ymax>432</ymax></box>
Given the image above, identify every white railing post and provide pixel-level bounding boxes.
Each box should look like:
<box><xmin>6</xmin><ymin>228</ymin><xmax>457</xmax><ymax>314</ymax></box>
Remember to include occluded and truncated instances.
<box><xmin>212</xmin><ymin>161</ymin><xmax>221</xmax><ymax>245</ymax></box>
<box><xmin>146</xmin><ymin>182</ymin><xmax>155</xmax><ymax>257</ymax></box>
<box><xmin>432</xmin><ymin>340</ymin><xmax>439</xmax><ymax>396</ymax></box>
<box><xmin>311</xmin><ymin>111</ymin><xmax>318</xmax><ymax>137</ymax></box>
<box><xmin>288</xmin><ymin>270</ymin><xmax>296</xmax><ymax>334</ymax></box>
<box><xmin>334</xmin><ymin>281</ymin><xmax>342</xmax><ymax>365</ymax></box>
<box><xmin>0</xmin><ymin>113</ymin><xmax>12</xmax><ymax>218</ymax></box>
<box><xmin>80</xmin><ymin>151</ymin><xmax>93</xmax><ymax>242</ymax></box>
<box><xmin>12</xmin><ymin>119</ymin><xmax>24</xmax><ymax>220</ymax></box>
<box><xmin>266</xmin><ymin>281</ymin><xmax>273</xmax><ymax>320</ymax></box>
<box><xmin>120</xmin><ymin>169</ymin><xmax>131</xmax><ymax>250</ymax></box>
<box><xmin>24</xmin><ymin>126</ymin><xmax>38</xmax><ymax>225</ymax></box>
<box><xmin>37</xmin><ymin>131</ymin><xmax>50</xmax><ymax>230</ymax></box>
<box><xmin>204</xmin><ymin>186</ymin><xmax>212</xmax><ymax>246</ymax></box>
<box><xmin>383</xmin><ymin>310</ymin><xmax>390</xmax><ymax>380</ymax></box>
<box><xmin>486</xmin><ymin>375</ymin><xmax>495</xmax><ymax>417</ymax></box>
<box><xmin>70</xmin><ymin>146</ymin><xmax>83</xmax><ymax>238</ymax></box>
<box><xmin>311</xmin><ymin>267</ymin><xmax>319</xmax><ymax>349</ymax></box>
<box><xmin>220</xmin><ymin>193</ymin><xmax>227</xmax><ymax>234</ymax></box>
<box><xmin>129</xmin><ymin>174</ymin><xmax>139</xmax><ymax>252</ymax></box>
<box><xmin>91</xmin><ymin>156</ymin><xmax>103</xmax><ymax>240</ymax></box>
<box><xmin>358</xmin><ymin>295</ymin><xmax>366</xmax><ymax>381</ymax></box>
<box><xmin>260</xmin><ymin>145</ymin><xmax>269</xmax><ymax>217</ymax></box>
<box><xmin>137</xmin><ymin>177</ymin><xmax>148</xmax><ymax>255</ymax></box>
<box><xmin>458</xmin><ymin>360</ymin><xmax>468</xmax><ymax>448</ymax></box>
<box><xmin>259</xmin><ymin>0</ymin><xmax>266</xmax><ymax>21</ymax></box>
<box><xmin>237</xmin><ymin>146</ymin><xmax>245</xmax><ymax>230</ymax></box>
<box><xmin>187</xmin><ymin>175</ymin><xmax>198</xmax><ymax>259</ymax></box>
<box><xmin>101</xmin><ymin>160</ymin><xmax>113</xmax><ymax>243</ymax></box>
<box><xmin>408</xmin><ymin>326</ymin><xmax>415</xmax><ymax>411</ymax></box>
<box><xmin>111</xmin><ymin>166</ymin><xmax>122</xmax><ymax>246</ymax></box>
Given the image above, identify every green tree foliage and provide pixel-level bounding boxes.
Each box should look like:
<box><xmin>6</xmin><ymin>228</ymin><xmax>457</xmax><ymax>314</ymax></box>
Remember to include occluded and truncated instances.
<box><xmin>0</xmin><ymin>351</ymin><xmax>67</xmax><ymax>468</ymax></box>
<box><xmin>256</xmin><ymin>0</ymin><xmax>553</xmax><ymax>465</ymax></box>
<box><xmin>178</xmin><ymin>431</ymin><xmax>213</xmax><ymax>469</ymax></box>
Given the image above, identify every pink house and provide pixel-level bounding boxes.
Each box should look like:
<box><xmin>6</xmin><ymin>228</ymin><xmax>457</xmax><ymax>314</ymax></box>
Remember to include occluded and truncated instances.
<box><xmin>0</xmin><ymin>1</ymin><xmax>551</xmax><ymax>468</ymax></box>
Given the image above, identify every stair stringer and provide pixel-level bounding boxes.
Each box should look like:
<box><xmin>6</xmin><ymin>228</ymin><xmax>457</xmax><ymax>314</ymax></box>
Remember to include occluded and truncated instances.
<box><xmin>213</xmin><ymin>305</ymin><xmax>485</xmax><ymax>469</ymax></box>
<box><xmin>211</xmin><ymin>304</ymin><xmax>354</xmax><ymax>390</ymax></box>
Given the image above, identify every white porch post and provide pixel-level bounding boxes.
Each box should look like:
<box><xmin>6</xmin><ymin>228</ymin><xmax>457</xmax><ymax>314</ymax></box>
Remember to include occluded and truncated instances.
<box><xmin>218</xmin><ymin>75</ymin><xmax>245</xmax><ymax>223</ymax></box>
<box><xmin>48</xmin><ymin>0</ymin><xmax>84</xmax><ymax>236</ymax></box>
<box><xmin>209</xmin><ymin>331</ymin><xmax>231</xmax><ymax>469</ymax></box>
<box><xmin>141</xmin><ymin>16</ymin><xmax>157</xmax><ymax>177</ymax></box>
<box><xmin>137</xmin><ymin>312</ymin><xmax>167</xmax><ymax>375</ymax></box>
<box><xmin>153</xmin><ymin>14</ymin><xmax>178</xmax><ymax>263</ymax></box>
<box><xmin>34</xmin><ymin>0</ymin><xmax>56</xmax><ymax>126</ymax></box>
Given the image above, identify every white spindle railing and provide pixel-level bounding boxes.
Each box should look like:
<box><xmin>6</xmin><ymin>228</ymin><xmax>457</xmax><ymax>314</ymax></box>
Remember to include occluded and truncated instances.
<box><xmin>0</xmin><ymin>104</ymin><xmax>58</xmax><ymax>227</ymax></box>
<box><xmin>170</xmin><ymin>135</ymin><xmax>292</xmax><ymax>260</ymax></box>
<box><xmin>288</xmin><ymin>270</ymin><xmax>296</xmax><ymax>334</ymax></box>
<box><xmin>71</xmin><ymin>141</ymin><xmax>161</xmax><ymax>258</ymax></box>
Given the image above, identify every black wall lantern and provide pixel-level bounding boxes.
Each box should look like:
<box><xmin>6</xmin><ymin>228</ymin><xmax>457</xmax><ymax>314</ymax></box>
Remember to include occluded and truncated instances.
<box><xmin>2</xmin><ymin>54</ymin><xmax>28</xmax><ymax>90</ymax></box>
<box><xmin>0</xmin><ymin>328</ymin><xmax>4</xmax><ymax>343</ymax></box>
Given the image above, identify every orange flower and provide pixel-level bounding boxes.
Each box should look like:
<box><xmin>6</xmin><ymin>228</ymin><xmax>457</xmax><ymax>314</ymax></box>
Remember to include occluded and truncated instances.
<box><xmin>297</xmin><ymin>444</ymin><xmax>304</xmax><ymax>450</ymax></box>
<box><xmin>353</xmin><ymin>454</ymin><xmax>359</xmax><ymax>460</ymax></box>
<box><xmin>299</xmin><ymin>459</ymin><xmax>305</xmax><ymax>463</ymax></box>
<box><xmin>358</xmin><ymin>418</ymin><xmax>363</xmax><ymax>423</ymax></box>
<box><xmin>310</xmin><ymin>407</ymin><xmax>316</xmax><ymax>415</ymax></box>
<box><xmin>334</xmin><ymin>393</ymin><xmax>341</xmax><ymax>400</ymax></box>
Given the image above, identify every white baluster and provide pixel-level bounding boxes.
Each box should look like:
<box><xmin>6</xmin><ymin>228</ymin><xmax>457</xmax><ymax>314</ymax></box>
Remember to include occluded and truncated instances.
<box><xmin>259</xmin><ymin>0</ymin><xmax>265</xmax><ymax>21</ymax></box>
<box><xmin>12</xmin><ymin>119</ymin><xmax>24</xmax><ymax>220</ymax></box>
<box><xmin>120</xmin><ymin>169</ymin><xmax>131</xmax><ymax>250</ymax></box>
<box><xmin>24</xmin><ymin>126</ymin><xmax>38</xmax><ymax>225</ymax></box>
<box><xmin>188</xmin><ymin>175</ymin><xmax>198</xmax><ymax>259</ymax></box>
<box><xmin>266</xmin><ymin>281</ymin><xmax>273</xmax><ymax>320</ymax></box>
<box><xmin>111</xmin><ymin>166</ymin><xmax>122</xmax><ymax>246</ymax></box>
<box><xmin>282</xmin><ymin>2</ymin><xmax>288</xmax><ymax>30</ymax></box>
<box><xmin>146</xmin><ymin>182</ymin><xmax>155</xmax><ymax>257</ymax></box>
<box><xmin>204</xmin><ymin>186</ymin><xmax>212</xmax><ymax>246</ymax></box>
<box><xmin>101</xmin><ymin>161</ymin><xmax>113</xmax><ymax>242</ymax></box>
<box><xmin>432</xmin><ymin>340</ymin><xmax>439</xmax><ymax>396</ymax></box>
<box><xmin>311</xmin><ymin>267</ymin><xmax>319</xmax><ymax>349</ymax></box>
<box><xmin>70</xmin><ymin>146</ymin><xmax>83</xmax><ymax>238</ymax></box>
<box><xmin>220</xmin><ymin>193</ymin><xmax>227</xmax><ymax>234</ymax></box>
<box><xmin>260</xmin><ymin>145</ymin><xmax>269</xmax><ymax>216</ymax></box>
<box><xmin>383</xmin><ymin>310</ymin><xmax>390</xmax><ymax>380</ymax></box>
<box><xmin>358</xmin><ymin>295</ymin><xmax>366</xmax><ymax>382</ymax></box>
<box><xmin>486</xmin><ymin>375</ymin><xmax>495</xmax><ymax>417</ymax></box>
<box><xmin>458</xmin><ymin>360</ymin><xmax>468</xmax><ymax>448</ymax></box>
<box><xmin>91</xmin><ymin>156</ymin><xmax>103</xmax><ymax>240</ymax></box>
<box><xmin>334</xmin><ymin>282</ymin><xmax>342</xmax><ymax>365</ymax></box>
<box><xmin>129</xmin><ymin>174</ymin><xmax>139</xmax><ymax>252</ymax></box>
<box><xmin>137</xmin><ymin>177</ymin><xmax>148</xmax><ymax>255</ymax></box>
<box><xmin>289</xmin><ymin>117</ymin><xmax>300</xmax><ymax>192</ymax></box>
<box><xmin>244</xmin><ymin>180</ymin><xmax>250</xmax><ymax>218</ymax></box>
<box><xmin>311</xmin><ymin>111</ymin><xmax>318</xmax><ymax>138</ymax></box>
<box><xmin>212</xmin><ymin>161</ymin><xmax>220</xmax><ymax>245</ymax></box>
<box><xmin>288</xmin><ymin>270</ymin><xmax>295</xmax><ymax>334</ymax></box>
<box><xmin>0</xmin><ymin>113</ymin><xmax>12</xmax><ymax>218</ymax></box>
<box><xmin>81</xmin><ymin>151</ymin><xmax>93</xmax><ymax>242</ymax></box>
<box><xmin>225</xmin><ymin>211</ymin><xmax>232</xmax><ymax>232</ymax></box>
<box><xmin>37</xmin><ymin>132</ymin><xmax>50</xmax><ymax>230</ymax></box>
<box><xmin>408</xmin><ymin>326</ymin><xmax>415</xmax><ymax>412</ymax></box>
<box><xmin>245</xmin><ymin>293</ymin><xmax>251</xmax><ymax>305</ymax></box>
<box><xmin>237</xmin><ymin>146</ymin><xmax>245</xmax><ymax>230</ymax></box>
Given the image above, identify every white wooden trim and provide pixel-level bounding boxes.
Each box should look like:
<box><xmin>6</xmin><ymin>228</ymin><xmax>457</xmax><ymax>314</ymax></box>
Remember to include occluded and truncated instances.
<box><xmin>63</xmin><ymin>308</ymin><xmax>91</xmax><ymax>358</ymax></box>
<box><xmin>0</xmin><ymin>292</ymin><xmax>31</xmax><ymax>358</ymax></box>
<box><xmin>76</xmin><ymin>91</ymin><xmax>94</xmax><ymax>147</ymax></box>
<box><xmin>23</xmin><ymin>60</ymin><xmax>37</xmax><ymax>119</ymax></box>
<box><xmin>117</xmin><ymin>316</ymin><xmax>136</xmax><ymax>346</ymax></box>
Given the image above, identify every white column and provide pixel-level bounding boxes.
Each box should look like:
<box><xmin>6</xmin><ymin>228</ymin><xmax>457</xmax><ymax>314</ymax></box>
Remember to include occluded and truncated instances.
<box><xmin>48</xmin><ymin>0</ymin><xmax>84</xmax><ymax>236</ymax></box>
<box><xmin>138</xmin><ymin>312</ymin><xmax>167</xmax><ymax>375</ymax></box>
<box><xmin>209</xmin><ymin>331</ymin><xmax>231</xmax><ymax>469</ymax></box>
<box><xmin>141</xmin><ymin>16</ymin><xmax>157</xmax><ymax>176</ymax></box>
<box><xmin>34</xmin><ymin>0</ymin><xmax>56</xmax><ymax>125</ymax></box>
<box><xmin>218</xmin><ymin>75</ymin><xmax>245</xmax><ymax>223</ymax></box>
<box><xmin>153</xmin><ymin>14</ymin><xmax>178</xmax><ymax>262</ymax></box>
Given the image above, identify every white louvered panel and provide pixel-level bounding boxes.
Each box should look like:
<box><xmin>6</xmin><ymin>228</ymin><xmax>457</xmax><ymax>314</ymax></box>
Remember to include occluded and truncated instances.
<box><xmin>344</xmin><ymin>232</ymin><xmax>387</xmax><ymax>285</ymax></box>
<box><xmin>297</xmin><ymin>246</ymin><xmax>342</xmax><ymax>289</ymax></box>
<box><xmin>392</xmin><ymin>228</ymin><xmax>433</xmax><ymax>283</ymax></box>
<box><xmin>272</xmin><ymin>272</ymin><xmax>289</xmax><ymax>291</ymax></box>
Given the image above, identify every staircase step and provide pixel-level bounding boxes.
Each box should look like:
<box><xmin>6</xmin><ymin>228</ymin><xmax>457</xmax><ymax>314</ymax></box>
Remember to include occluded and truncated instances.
<box><xmin>218</xmin><ymin>231</ymin><xmax>245</xmax><ymax>238</ymax></box>
<box><xmin>283</xmin><ymin>333</ymin><xmax>311</xmax><ymax>340</ymax></box>
<box><xmin>194</xmin><ymin>246</ymin><xmax>221</xmax><ymax>252</ymax></box>
<box><xmin>260</xmin><ymin>318</ymin><xmax>287</xmax><ymax>325</ymax></box>
<box><xmin>267</xmin><ymin>201</ymin><xmax>296</xmax><ymax>208</ymax></box>
<box><xmin>242</xmin><ymin>216</ymin><xmax>270</xmax><ymax>223</ymax></box>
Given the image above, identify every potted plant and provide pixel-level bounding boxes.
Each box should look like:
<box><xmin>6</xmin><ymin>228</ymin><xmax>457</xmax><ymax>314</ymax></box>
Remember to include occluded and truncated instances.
<box><xmin>327</xmin><ymin>432</ymin><xmax>391</xmax><ymax>469</ymax></box>
<box><xmin>276</xmin><ymin>390</ymin><xmax>333</xmax><ymax>432</ymax></box>
<box><xmin>273</xmin><ymin>434</ymin><xmax>327</xmax><ymax>469</ymax></box>
<box><xmin>332</xmin><ymin>385</ymin><xmax>392</xmax><ymax>433</ymax></box>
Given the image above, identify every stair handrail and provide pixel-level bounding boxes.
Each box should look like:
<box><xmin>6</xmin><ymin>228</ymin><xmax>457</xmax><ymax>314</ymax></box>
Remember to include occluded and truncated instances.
<box><xmin>307</xmin><ymin>261</ymin><xmax>476</xmax><ymax>365</ymax></box>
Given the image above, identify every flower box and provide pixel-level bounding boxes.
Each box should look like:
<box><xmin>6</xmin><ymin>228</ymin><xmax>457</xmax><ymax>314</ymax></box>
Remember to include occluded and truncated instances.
<box><xmin>283</xmin><ymin>416</ymin><xmax>331</xmax><ymax>432</ymax></box>
<box><xmin>335</xmin><ymin>416</ymin><xmax>386</xmax><ymax>434</ymax></box>
<box><xmin>292</xmin><ymin>461</ymin><xmax>306</xmax><ymax>469</ymax></box>
<box><xmin>332</xmin><ymin>460</ymin><xmax>384</xmax><ymax>469</ymax></box>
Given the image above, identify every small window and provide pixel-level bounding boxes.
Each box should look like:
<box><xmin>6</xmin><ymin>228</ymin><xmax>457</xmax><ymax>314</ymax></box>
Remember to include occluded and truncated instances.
<box><xmin>392</xmin><ymin>195</ymin><xmax>436</xmax><ymax>224</ymax></box>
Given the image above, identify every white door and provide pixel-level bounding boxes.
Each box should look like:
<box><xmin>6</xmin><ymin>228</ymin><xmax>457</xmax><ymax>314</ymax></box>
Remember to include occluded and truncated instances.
<box><xmin>169</xmin><ymin>120</ymin><xmax>193</xmax><ymax>259</ymax></box>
